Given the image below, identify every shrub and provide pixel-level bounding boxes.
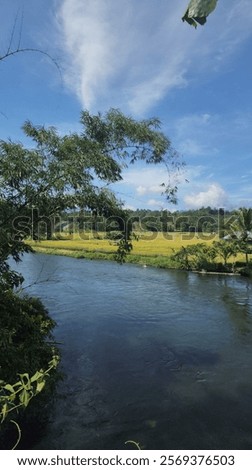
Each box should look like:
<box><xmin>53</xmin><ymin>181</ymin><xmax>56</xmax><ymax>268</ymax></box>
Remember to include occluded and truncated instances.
<box><xmin>172</xmin><ymin>243</ymin><xmax>217</xmax><ymax>271</ymax></box>
<box><xmin>0</xmin><ymin>287</ymin><xmax>59</xmax><ymax>448</ymax></box>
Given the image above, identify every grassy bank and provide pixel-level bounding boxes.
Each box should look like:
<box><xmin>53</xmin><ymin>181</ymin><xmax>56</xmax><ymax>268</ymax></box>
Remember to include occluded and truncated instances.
<box><xmin>29</xmin><ymin>231</ymin><xmax>193</xmax><ymax>268</ymax></box>
<box><xmin>30</xmin><ymin>245</ymin><xmax>179</xmax><ymax>269</ymax></box>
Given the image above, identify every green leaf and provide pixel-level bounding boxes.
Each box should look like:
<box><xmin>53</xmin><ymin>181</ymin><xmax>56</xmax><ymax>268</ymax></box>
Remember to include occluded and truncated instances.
<box><xmin>12</xmin><ymin>381</ymin><xmax>22</xmax><ymax>388</ymax></box>
<box><xmin>182</xmin><ymin>0</ymin><xmax>218</xmax><ymax>27</ymax></box>
<box><xmin>49</xmin><ymin>355</ymin><xmax>60</xmax><ymax>368</ymax></box>
<box><xmin>3</xmin><ymin>384</ymin><xmax>15</xmax><ymax>393</ymax></box>
<box><xmin>19</xmin><ymin>373</ymin><xmax>31</xmax><ymax>390</ymax></box>
<box><xmin>36</xmin><ymin>381</ymin><xmax>46</xmax><ymax>393</ymax></box>
<box><xmin>19</xmin><ymin>389</ymin><xmax>31</xmax><ymax>407</ymax></box>
<box><xmin>1</xmin><ymin>403</ymin><xmax>9</xmax><ymax>422</ymax></box>
<box><xmin>30</xmin><ymin>371</ymin><xmax>44</xmax><ymax>383</ymax></box>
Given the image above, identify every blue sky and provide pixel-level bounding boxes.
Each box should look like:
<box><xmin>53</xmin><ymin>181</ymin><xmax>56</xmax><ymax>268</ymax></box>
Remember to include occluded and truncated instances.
<box><xmin>1</xmin><ymin>0</ymin><xmax>252</xmax><ymax>211</ymax></box>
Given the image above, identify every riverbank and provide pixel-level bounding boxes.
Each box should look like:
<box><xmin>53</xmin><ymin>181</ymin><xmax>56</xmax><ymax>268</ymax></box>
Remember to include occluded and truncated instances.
<box><xmin>31</xmin><ymin>246</ymin><xmax>179</xmax><ymax>269</ymax></box>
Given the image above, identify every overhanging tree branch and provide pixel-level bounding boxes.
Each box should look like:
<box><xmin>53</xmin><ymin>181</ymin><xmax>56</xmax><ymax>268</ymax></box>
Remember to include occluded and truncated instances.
<box><xmin>0</xmin><ymin>8</ymin><xmax>61</xmax><ymax>77</ymax></box>
<box><xmin>182</xmin><ymin>0</ymin><xmax>218</xmax><ymax>27</ymax></box>
<box><xmin>0</xmin><ymin>47</ymin><xmax>61</xmax><ymax>78</ymax></box>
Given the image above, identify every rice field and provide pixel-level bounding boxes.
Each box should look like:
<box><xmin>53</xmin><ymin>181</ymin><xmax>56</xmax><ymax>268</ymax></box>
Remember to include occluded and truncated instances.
<box><xmin>28</xmin><ymin>231</ymin><xmax>251</xmax><ymax>268</ymax></box>
<box><xmin>29</xmin><ymin>231</ymin><xmax>219</xmax><ymax>257</ymax></box>
<box><xmin>29</xmin><ymin>232</ymin><xmax>219</xmax><ymax>256</ymax></box>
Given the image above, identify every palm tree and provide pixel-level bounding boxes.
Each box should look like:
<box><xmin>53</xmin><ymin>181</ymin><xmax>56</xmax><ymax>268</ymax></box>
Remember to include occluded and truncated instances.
<box><xmin>213</xmin><ymin>240</ymin><xmax>238</xmax><ymax>267</ymax></box>
<box><xmin>231</xmin><ymin>207</ymin><xmax>252</xmax><ymax>266</ymax></box>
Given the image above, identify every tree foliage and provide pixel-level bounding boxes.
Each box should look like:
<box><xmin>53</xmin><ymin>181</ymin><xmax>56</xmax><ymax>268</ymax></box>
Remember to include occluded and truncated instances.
<box><xmin>0</xmin><ymin>286</ymin><xmax>60</xmax><ymax>448</ymax></box>
<box><xmin>171</xmin><ymin>241</ymin><xmax>239</xmax><ymax>272</ymax></box>
<box><xmin>0</xmin><ymin>108</ymin><xmax>181</xmax><ymax>244</ymax></box>
<box><xmin>0</xmin><ymin>290</ymin><xmax>58</xmax><ymax>384</ymax></box>
<box><xmin>0</xmin><ymin>354</ymin><xmax>59</xmax><ymax>449</ymax></box>
<box><xmin>172</xmin><ymin>243</ymin><xmax>217</xmax><ymax>271</ymax></box>
<box><xmin>230</xmin><ymin>207</ymin><xmax>252</xmax><ymax>266</ymax></box>
<box><xmin>0</xmin><ymin>108</ymin><xmax>180</xmax><ymax>277</ymax></box>
<box><xmin>183</xmin><ymin>0</ymin><xmax>218</xmax><ymax>27</ymax></box>
<box><xmin>231</xmin><ymin>207</ymin><xmax>252</xmax><ymax>240</ymax></box>
<box><xmin>213</xmin><ymin>240</ymin><xmax>238</xmax><ymax>266</ymax></box>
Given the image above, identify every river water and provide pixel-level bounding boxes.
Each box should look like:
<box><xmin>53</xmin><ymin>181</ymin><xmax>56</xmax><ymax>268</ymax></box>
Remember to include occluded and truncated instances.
<box><xmin>14</xmin><ymin>253</ymin><xmax>252</xmax><ymax>449</ymax></box>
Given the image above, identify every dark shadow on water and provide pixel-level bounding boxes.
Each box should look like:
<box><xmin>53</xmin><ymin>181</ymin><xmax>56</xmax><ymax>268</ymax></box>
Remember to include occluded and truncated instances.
<box><xmin>29</xmin><ymin>384</ymin><xmax>252</xmax><ymax>450</ymax></box>
<box><xmin>27</xmin><ymin>345</ymin><xmax>226</xmax><ymax>450</ymax></box>
<box><xmin>79</xmin><ymin>388</ymin><xmax>252</xmax><ymax>450</ymax></box>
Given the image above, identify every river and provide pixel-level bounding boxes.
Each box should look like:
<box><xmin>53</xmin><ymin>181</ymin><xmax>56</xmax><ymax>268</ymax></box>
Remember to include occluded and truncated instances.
<box><xmin>13</xmin><ymin>253</ymin><xmax>252</xmax><ymax>449</ymax></box>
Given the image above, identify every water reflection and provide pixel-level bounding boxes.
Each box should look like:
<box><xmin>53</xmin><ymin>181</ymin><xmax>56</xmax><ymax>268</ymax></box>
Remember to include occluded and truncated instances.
<box><xmin>219</xmin><ymin>277</ymin><xmax>252</xmax><ymax>336</ymax></box>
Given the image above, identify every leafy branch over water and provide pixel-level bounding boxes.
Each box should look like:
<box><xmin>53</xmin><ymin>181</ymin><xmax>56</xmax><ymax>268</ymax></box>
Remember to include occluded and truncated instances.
<box><xmin>0</xmin><ymin>354</ymin><xmax>59</xmax><ymax>449</ymax></box>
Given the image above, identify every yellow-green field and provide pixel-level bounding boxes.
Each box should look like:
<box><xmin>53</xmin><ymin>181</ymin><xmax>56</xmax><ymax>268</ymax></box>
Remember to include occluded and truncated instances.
<box><xmin>29</xmin><ymin>231</ymin><xmax>217</xmax><ymax>254</ymax></box>
<box><xmin>27</xmin><ymin>231</ymin><xmax>252</xmax><ymax>270</ymax></box>
<box><xmin>27</xmin><ymin>231</ymin><xmax>249</xmax><ymax>267</ymax></box>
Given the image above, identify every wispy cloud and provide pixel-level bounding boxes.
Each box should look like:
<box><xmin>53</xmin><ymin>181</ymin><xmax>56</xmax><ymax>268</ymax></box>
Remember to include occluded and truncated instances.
<box><xmin>56</xmin><ymin>0</ymin><xmax>190</xmax><ymax>113</ymax></box>
<box><xmin>56</xmin><ymin>0</ymin><xmax>252</xmax><ymax>115</ymax></box>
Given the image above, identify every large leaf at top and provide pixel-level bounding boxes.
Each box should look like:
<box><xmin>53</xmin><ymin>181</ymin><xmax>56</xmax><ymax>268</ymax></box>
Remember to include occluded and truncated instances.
<box><xmin>182</xmin><ymin>0</ymin><xmax>218</xmax><ymax>27</ymax></box>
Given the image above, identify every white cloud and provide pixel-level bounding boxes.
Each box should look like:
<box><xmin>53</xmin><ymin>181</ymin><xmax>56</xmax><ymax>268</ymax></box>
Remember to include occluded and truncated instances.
<box><xmin>147</xmin><ymin>199</ymin><xmax>165</xmax><ymax>208</ymax></box>
<box><xmin>56</xmin><ymin>0</ymin><xmax>191</xmax><ymax>113</ymax></box>
<box><xmin>109</xmin><ymin>165</ymin><xmax>183</xmax><ymax>208</ymax></box>
<box><xmin>119</xmin><ymin>165</ymin><xmax>184</xmax><ymax>193</ymax></box>
<box><xmin>136</xmin><ymin>184</ymin><xmax>163</xmax><ymax>196</ymax></box>
<box><xmin>56</xmin><ymin>0</ymin><xmax>116</xmax><ymax>108</ymax></box>
<box><xmin>184</xmin><ymin>183</ymin><xmax>229</xmax><ymax>209</ymax></box>
<box><xmin>122</xmin><ymin>167</ymin><xmax>167</xmax><ymax>188</ymax></box>
<box><xmin>56</xmin><ymin>0</ymin><xmax>252</xmax><ymax>115</ymax></box>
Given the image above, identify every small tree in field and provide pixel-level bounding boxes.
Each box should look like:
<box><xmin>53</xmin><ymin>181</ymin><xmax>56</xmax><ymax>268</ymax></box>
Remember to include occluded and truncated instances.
<box><xmin>231</xmin><ymin>208</ymin><xmax>252</xmax><ymax>266</ymax></box>
<box><xmin>172</xmin><ymin>243</ymin><xmax>217</xmax><ymax>271</ymax></box>
<box><xmin>213</xmin><ymin>240</ymin><xmax>238</xmax><ymax>267</ymax></box>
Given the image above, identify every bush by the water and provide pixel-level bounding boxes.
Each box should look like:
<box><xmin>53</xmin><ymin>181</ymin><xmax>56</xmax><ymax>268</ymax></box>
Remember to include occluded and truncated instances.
<box><xmin>0</xmin><ymin>287</ymin><xmax>59</xmax><ymax>448</ymax></box>
<box><xmin>171</xmin><ymin>241</ymin><xmax>238</xmax><ymax>272</ymax></box>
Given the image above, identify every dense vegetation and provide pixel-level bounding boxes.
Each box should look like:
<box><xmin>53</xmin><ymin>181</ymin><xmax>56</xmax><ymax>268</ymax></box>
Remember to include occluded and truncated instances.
<box><xmin>0</xmin><ymin>203</ymin><xmax>59</xmax><ymax>447</ymax></box>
